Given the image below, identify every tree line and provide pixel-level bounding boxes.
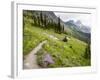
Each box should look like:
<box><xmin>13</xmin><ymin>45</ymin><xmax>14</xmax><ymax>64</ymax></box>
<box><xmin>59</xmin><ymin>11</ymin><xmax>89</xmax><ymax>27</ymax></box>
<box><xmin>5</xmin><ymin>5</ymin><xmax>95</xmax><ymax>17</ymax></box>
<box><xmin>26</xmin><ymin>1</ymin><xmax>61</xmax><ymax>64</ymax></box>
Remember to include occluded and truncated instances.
<box><xmin>23</xmin><ymin>10</ymin><xmax>65</xmax><ymax>34</ymax></box>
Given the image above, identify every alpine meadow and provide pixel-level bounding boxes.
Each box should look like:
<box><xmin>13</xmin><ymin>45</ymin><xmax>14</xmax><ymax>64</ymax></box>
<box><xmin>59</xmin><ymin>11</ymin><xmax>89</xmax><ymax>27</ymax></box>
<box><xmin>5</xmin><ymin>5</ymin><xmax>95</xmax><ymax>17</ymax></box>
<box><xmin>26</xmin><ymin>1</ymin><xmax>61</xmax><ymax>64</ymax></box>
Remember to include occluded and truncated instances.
<box><xmin>23</xmin><ymin>10</ymin><xmax>91</xmax><ymax>69</ymax></box>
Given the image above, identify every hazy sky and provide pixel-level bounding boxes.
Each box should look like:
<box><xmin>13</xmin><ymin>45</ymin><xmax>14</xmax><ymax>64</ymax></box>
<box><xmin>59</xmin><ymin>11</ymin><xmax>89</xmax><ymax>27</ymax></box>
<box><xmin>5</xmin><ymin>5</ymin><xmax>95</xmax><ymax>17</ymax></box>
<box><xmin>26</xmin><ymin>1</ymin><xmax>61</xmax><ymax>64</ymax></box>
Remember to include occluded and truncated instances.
<box><xmin>54</xmin><ymin>12</ymin><xmax>92</xmax><ymax>28</ymax></box>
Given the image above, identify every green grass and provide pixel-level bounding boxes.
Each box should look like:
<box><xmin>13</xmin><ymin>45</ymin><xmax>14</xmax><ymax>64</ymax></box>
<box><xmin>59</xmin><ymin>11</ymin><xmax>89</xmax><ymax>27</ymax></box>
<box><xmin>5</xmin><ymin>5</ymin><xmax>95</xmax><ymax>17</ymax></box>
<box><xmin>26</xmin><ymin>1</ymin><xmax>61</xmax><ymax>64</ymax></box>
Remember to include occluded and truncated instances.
<box><xmin>42</xmin><ymin>36</ymin><xmax>90</xmax><ymax>67</ymax></box>
<box><xmin>23</xmin><ymin>17</ymin><xmax>90</xmax><ymax>67</ymax></box>
<box><xmin>23</xmin><ymin>24</ymin><xmax>47</xmax><ymax>55</ymax></box>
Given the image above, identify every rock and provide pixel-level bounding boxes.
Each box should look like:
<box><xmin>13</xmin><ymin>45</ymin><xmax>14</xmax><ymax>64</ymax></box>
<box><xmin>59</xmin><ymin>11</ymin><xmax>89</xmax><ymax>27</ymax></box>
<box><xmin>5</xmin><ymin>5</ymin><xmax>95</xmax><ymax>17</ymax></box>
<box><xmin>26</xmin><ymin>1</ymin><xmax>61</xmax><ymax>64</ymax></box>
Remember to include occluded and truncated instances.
<box><xmin>42</xmin><ymin>54</ymin><xmax>54</xmax><ymax>67</ymax></box>
<box><xmin>43</xmin><ymin>54</ymin><xmax>54</xmax><ymax>64</ymax></box>
<box><xmin>62</xmin><ymin>36</ymin><xmax>68</xmax><ymax>42</ymax></box>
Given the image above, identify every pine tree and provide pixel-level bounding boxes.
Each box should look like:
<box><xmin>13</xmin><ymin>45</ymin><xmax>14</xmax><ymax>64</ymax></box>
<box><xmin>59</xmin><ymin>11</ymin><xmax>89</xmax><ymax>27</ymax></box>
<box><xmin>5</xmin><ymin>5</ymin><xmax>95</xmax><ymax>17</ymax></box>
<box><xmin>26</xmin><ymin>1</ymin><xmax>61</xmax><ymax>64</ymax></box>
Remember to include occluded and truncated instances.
<box><xmin>37</xmin><ymin>16</ymin><xmax>40</xmax><ymax>26</ymax></box>
<box><xmin>50</xmin><ymin>19</ymin><xmax>53</xmax><ymax>27</ymax></box>
<box><xmin>44</xmin><ymin>14</ymin><xmax>47</xmax><ymax>28</ymax></box>
<box><xmin>84</xmin><ymin>44</ymin><xmax>91</xmax><ymax>59</ymax></box>
<box><xmin>57</xmin><ymin>17</ymin><xmax>61</xmax><ymax>33</ymax></box>
<box><xmin>40</xmin><ymin>11</ymin><xmax>43</xmax><ymax>27</ymax></box>
<box><xmin>62</xmin><ymin>25</ymin><xmax>64</xmax><ymax>33</ymax></box>
<box><xmin>33</xmin><ymin>16</ymin><xmax>36</xmax><ymax>26</ymax></box>
<box><xmin>35</xmin><ymin>16</ymin><xmax>38</xmax><ymax>26</ymax></box>
<box><xmin>54</xmin><ymin>23</ymin><xmax>57</xmax><ymax>32</ymax></box>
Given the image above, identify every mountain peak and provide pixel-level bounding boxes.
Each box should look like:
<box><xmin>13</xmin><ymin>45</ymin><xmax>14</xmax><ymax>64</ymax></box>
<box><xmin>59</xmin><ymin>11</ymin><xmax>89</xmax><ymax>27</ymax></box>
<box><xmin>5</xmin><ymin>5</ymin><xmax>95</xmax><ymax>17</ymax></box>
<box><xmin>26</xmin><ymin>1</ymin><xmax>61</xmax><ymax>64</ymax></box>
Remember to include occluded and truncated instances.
<box><xmin>76</xmin><ymin>20</ymin><xmax>83</xmax><ymax>27</ymax></box>
<box><xmin>65</xmin><ymin>20</ymin><xmax>90</xmax><ymax>33</ymax></box>
<box><xmin>66</xmin><ymin>20</ymin><xmax>75</xmax><ymax>24</ymax></box>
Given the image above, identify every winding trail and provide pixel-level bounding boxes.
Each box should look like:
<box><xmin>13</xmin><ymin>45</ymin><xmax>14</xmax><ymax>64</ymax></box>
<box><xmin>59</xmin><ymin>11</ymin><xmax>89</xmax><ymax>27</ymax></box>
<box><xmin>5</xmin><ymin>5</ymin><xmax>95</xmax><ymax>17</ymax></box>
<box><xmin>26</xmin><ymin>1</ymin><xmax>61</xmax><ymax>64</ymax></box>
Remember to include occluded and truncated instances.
<box><xmin>23</xmin><ymin>40</ymin><xmax>47</xmax><ymax>69</ymax></box>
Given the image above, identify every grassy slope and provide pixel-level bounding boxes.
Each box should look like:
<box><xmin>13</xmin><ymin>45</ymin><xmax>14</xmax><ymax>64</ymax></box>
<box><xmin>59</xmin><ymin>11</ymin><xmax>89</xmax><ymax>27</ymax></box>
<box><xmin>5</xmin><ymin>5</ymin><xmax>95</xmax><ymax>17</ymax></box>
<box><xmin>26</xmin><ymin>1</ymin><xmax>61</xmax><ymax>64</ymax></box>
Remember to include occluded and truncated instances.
<box><xmin>23</xmin><ymin>21</ymin><xmax>90</xmax><ymax>67</ymax></box>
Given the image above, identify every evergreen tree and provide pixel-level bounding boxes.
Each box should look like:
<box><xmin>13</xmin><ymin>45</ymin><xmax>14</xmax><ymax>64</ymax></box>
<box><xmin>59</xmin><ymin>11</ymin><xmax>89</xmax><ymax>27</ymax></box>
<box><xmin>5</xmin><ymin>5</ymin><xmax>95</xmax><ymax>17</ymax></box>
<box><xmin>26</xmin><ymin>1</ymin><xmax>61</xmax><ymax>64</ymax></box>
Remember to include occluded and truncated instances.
<box><xmin>47</xmin><ymin>20</ymin><xmax>50</xmax><ymax>28</ymax></box>
<box><xmin>37</xmin><ymin>16</ymin><xmax>40</xmax><ymax>26</ymax></box>
<box><xmin>40</xmin><ymin>11</ymin><xmax>43</xmax><ymax>27</ymax></box>
<box><xmin>44</xmin><ymin>14</ymin><xmax>47</xmax><ymax>28</ymax></box>
<box><xmin>54</xmin><ymin>23</ymin><xmax>57</xmax><ymax>32</ymax></box>
<box><xmin>32</xmin><ymin>16</ymin><xmax>36</xmax><ymax>26</ymax></box>
<box><xmin>62</xmin><ymin>25</ymin><xmax>64</xmax><ymax>33</ymax></box>
<box><xmin>84</xmin><ymin>44</ymin><xmax>91</xmax><ymax>59</ymax></box>
<box><xmin>57</xmin><ymin>17</ymin><xmax>61</xmax><ymax>33</ymax></box>
<box><xmin>35</xmin><ymin>16</ymin><xmax>38</xmax><ymax>26</ymax></box>
<box><xmin>50</xmin><ymin>19</ymin><xmax>53</xmax><ymax>27</ymax></box>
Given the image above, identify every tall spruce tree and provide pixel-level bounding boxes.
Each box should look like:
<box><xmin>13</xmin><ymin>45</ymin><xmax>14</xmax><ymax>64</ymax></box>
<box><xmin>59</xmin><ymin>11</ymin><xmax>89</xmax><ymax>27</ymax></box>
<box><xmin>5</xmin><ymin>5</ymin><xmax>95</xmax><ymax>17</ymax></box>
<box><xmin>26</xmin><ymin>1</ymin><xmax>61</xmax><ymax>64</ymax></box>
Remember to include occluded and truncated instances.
<box><xmin>33</xmin><ymin>16</ymin><xmax>37</xmax><ymax>26</ymax></box>
<box><xmin>84</xmin><ymin>44</ymin><xmax>91</xmax><ymax>59</ymax></box>
<box><xmin>44</xmin><ymin>14</ymin><xmax>47</xmax><ymax>28</ymax></box>
<box><xmin>37</xmin><ymin>16</ymin><xmax>40</xmax><ymax>26</ymax></box>
<box><xmin>57</xmin><ymin>17</ymin><xmax>61</xmax><ymax>33</ymax></box>
<box><xmin>54</xmin><ymin>23</ymin><xmax>57</xmax><ymax>32</ymax></box>
<box><xmin>35</xmin><ymin>16</ymin><xmax>38</xmax><ymax>26</ymax></box>
<box><xmin>40</xmin><ymin>11</ymin><xmax>43</xmax><ymax>27</ymax></box>
<box><xmin>62</xmin><ymin>25</ymin><xmax>64</xmax><ymax>33</ymax></box>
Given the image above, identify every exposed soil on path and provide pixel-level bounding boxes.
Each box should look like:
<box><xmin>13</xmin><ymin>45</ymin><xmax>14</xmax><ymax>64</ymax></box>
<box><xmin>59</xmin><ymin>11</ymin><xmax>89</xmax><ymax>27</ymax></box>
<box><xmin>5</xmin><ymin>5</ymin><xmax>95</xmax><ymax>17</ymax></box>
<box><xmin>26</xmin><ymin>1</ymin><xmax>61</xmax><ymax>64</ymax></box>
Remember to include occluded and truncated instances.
<box><xmin>23</xmin><ymin>40</ymin><xmax>47</xmax><ymax>69</ymax></box>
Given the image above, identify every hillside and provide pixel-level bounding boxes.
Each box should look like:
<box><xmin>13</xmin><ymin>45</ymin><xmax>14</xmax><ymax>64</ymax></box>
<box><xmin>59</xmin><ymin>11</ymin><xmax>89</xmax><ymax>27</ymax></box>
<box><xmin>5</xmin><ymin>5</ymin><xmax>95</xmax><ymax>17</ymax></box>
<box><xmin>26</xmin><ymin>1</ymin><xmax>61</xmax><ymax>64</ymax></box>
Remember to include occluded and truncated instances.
<box><xmin>23</xmin><ymin>10</ymin><xmax>91</xmax><ymax>68</ymax></box>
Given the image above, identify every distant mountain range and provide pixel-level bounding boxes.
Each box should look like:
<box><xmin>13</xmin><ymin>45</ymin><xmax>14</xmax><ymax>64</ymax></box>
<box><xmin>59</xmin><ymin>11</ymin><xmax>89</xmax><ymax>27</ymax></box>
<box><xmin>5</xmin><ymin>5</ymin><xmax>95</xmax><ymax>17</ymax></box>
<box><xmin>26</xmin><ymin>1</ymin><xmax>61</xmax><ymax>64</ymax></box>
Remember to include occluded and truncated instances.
<box><xmin>65</xmin><ymin>20</ymin><xmax>91</xmax><ymax>43</ymax></box>
<box><xmin>65</xmin><ymin>20</ymin><xmax>91</xmax><ymax>33</ymax></box>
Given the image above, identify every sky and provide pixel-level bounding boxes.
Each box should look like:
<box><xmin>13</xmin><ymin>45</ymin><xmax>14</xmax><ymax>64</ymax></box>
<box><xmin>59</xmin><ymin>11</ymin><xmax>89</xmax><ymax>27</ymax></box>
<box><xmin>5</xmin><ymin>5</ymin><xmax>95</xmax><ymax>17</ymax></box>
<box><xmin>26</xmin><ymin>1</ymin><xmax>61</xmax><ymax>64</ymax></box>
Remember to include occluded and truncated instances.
<box><xmin>54</xmin><ymin>12</ymin><xmax>92</xmax><ymax>28</ymax></box>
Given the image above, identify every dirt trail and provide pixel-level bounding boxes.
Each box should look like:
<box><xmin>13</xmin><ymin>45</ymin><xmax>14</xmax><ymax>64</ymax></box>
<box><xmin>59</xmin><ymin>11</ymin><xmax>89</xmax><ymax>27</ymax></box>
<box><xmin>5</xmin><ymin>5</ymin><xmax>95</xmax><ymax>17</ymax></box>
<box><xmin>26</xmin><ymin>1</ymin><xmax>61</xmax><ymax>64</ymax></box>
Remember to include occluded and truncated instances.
<box><xmin>23</xmin><ymin>40</ymin><xmax>47</xmax><ymax>69</ymax></box>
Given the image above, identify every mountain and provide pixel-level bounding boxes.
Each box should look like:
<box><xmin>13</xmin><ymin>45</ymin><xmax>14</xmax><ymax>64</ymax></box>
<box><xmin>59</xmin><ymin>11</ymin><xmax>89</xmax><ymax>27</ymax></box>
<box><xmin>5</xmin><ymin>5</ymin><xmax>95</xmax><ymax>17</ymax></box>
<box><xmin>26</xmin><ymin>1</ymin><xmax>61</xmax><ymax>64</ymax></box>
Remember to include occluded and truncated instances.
<box><xmin>24</xmin><ymin>10</ymin><xmax>90</xmax><ymax>43</ymax></box>
<box><xmin>65</xmin><ymin>20</ymin><xmax>90</xmax><ymax>33</ymax></box>
<box><xmin>65</xmin><ymin>20</ymin><xmax>91</xmax><ymax>43</ymax></box>
<box><xmin>75</xmin><ymin>20</ymin><xmax>90</xmax><ymax>33</ymax></box>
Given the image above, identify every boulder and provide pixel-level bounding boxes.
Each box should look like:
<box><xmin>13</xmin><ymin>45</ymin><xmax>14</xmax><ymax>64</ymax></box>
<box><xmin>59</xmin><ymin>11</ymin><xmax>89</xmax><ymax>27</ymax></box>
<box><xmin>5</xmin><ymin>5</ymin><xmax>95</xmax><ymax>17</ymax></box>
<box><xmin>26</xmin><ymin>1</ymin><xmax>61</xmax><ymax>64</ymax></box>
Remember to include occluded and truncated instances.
<box><xmin>43</xmin><ymin>54</ymin><xmax>54</xmax><ymax>67</ymax></box>
<box><xmin>62</xmin><ymin>36</ymin><xmax>68</xmax><ymax>42</ymax></box>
